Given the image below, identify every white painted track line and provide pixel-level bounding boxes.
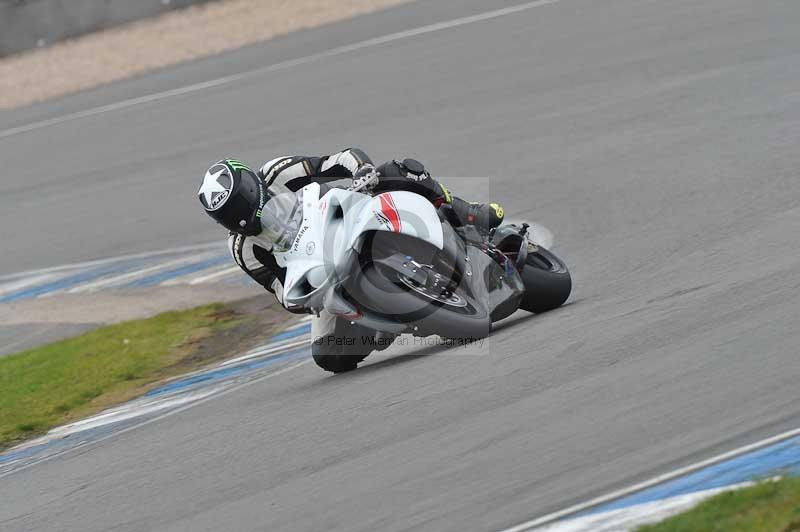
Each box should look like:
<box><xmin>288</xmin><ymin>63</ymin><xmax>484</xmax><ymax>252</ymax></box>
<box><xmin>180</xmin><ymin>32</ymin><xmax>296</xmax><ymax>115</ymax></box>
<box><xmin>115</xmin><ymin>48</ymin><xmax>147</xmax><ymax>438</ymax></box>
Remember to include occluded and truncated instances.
<box><xmin>499</xmin><ymin>426</ymin><xmax>800</xmax><ymax>531</ymax></box>
<box><xmin>0</xmin><ymin>0</ymin><xmax>562</xmax><ymax>140</ymax></box>
<box><xmin>187</xmin><ymin>266</ymin><xmax>241</xmax><ymax>285</ymax></box>
<box><xmin>0</xmin><ymin>273</ymin><xmax>58</xmax><ymax>296</ymax></box>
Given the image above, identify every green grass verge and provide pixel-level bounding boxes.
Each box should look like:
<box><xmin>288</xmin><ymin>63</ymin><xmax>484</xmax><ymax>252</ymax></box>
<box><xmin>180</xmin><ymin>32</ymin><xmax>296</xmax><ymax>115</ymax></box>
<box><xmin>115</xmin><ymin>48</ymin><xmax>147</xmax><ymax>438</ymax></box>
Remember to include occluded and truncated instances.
<box><xmin>0</xmin><ymin>304</ymin><xmax>240</xmax><ymax>449</ymax></box>
<box><xmin>637</xmin><ymin>476</ymin><xmax>800</xmax><ymax>532</ymax></box>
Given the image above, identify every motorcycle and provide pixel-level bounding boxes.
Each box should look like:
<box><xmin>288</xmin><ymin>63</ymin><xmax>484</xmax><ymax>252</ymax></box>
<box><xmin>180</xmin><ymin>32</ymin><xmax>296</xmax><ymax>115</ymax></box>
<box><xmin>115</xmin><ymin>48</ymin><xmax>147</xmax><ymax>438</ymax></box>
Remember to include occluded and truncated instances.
<box><xmin>257</xmin><ymin>174</ymin><xmax>571</xmax><ymax>373</ymax></box>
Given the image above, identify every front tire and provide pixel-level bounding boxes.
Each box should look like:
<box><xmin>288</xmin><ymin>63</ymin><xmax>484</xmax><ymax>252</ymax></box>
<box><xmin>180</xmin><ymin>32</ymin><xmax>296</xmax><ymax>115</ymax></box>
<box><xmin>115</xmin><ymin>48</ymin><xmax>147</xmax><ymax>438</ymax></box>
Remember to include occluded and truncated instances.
<box><xmin>312</xmin><ymin>319</ymin><xmax>376</xmax><ymax>373</ymax></box>
<box><xmin>348</xmin><ymin>264</ymin><xmax>491</xmax><ymax>340</ymax></box>
<box><xmin>518</xmin><ymin>246</ymin><xmax>572</xmax><ymax>313</ymax></box>
<box><xmin>344</xmin><ymin>230</ymin><xmax>491</xmax><ymax>340</ymax></box>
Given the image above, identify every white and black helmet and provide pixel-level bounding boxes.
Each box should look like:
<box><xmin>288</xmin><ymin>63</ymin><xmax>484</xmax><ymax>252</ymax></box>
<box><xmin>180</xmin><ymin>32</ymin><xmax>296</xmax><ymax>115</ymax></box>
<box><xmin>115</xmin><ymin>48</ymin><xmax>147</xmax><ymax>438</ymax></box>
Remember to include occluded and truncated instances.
<box><xmin>198</xmin><ymin>159</ymin><xmax>266</xmax><ymax>235</ymax></box>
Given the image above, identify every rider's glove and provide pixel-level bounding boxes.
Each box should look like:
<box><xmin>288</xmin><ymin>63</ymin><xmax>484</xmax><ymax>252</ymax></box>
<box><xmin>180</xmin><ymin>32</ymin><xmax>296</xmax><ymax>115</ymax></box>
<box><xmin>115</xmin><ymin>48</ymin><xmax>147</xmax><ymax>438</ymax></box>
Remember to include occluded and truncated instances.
<box><xmin>351</xmin><ymin>163</ymin><xmax>378</xmax><ymax>191</ymax></box>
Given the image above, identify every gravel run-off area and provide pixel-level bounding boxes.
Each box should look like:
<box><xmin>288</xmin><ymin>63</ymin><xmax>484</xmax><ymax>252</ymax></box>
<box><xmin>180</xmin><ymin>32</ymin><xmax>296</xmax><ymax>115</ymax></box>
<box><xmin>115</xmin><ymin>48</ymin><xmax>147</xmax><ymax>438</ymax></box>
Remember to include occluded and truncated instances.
<box><xmin>0</xmin><ymin>0</ymin><xmax>410</xmax><ymax>109</ymax></box>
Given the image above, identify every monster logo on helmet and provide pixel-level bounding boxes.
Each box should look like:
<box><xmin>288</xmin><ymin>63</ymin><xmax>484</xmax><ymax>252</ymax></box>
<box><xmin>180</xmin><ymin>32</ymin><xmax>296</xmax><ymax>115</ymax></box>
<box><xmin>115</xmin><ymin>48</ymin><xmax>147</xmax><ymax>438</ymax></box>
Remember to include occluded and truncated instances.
<box><xmin>226</xmin><ymin>159</ymin><xmax>250</xmax><ymax>171</ymax></box>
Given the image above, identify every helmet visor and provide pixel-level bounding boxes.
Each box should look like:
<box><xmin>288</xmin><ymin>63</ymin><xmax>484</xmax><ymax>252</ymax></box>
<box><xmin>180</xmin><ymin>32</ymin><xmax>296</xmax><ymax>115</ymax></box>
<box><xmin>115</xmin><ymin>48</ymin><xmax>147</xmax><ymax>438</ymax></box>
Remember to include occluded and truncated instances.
<box><xmin>259</xmin><ymin>185</ymin><xmax>303</xmax><ymax>252</ymax></box>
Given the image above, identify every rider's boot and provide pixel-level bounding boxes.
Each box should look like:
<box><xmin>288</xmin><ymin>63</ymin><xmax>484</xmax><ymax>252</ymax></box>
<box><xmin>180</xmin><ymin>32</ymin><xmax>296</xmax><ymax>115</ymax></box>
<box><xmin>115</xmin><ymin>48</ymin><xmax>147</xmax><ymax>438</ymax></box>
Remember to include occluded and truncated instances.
<box><xmin>449</xmin><ymin>197</ymin><xmax>505</xmax><ymax>231</ymax></box>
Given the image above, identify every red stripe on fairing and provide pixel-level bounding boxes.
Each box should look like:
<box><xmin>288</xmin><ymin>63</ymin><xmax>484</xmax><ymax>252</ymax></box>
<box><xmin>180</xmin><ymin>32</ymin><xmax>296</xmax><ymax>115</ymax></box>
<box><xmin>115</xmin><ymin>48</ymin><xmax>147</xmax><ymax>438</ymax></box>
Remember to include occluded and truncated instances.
<box><xmin>378</xmin><ymin>193</ymin><xmax>401</xmax><ymax>232</ymax></box>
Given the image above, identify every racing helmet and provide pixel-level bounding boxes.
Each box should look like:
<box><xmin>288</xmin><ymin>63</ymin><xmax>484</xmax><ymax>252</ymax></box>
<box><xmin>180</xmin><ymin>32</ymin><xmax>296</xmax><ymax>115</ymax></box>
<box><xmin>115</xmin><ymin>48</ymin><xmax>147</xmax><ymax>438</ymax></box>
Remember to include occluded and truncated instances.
<box><xmin>198</xmin><ymin>159</ymin><xmax>265</xmax><ymax>235</ymax></box>
<box><xmin>198</xmin><ymin>159</ymin><xmax>303</xmax><ymax>249</ymax></box>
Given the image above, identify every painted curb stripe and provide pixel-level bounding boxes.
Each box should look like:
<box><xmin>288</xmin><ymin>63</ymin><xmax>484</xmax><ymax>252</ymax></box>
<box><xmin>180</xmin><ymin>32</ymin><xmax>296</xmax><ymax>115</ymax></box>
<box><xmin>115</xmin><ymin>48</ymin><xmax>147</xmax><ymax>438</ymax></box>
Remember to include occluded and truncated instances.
<box><xmin>0</xmin><ymin>242</ymin><xmax>225</xmax><ymax>282</ymax></box>
<box><xmin>0</xmin><ymin>243</ymin><xmax>241</xmax><ymax>303</ymax></box>
<box><xmin>123</xmin><ymin>255</ymin><xmax>230</xmax><ymax>288</ymax></box>
<box><xmin>537</xmin><ymin>482</ymin><xmax>758</xmax><ymax>532</ymax></box>
<box><xmin>270</xmin><ymin>323</ymin><xmax>312</xmax><ymax>342</ymax></box>
<box><xmin>582</xmin><ymin>435</ymin><xmax>800</xmax><ymax>517</ymax></box>
<box><xmin>0</xmin><ymin>262</ymin><xmax>136</xmax><ymax>303</ymax></box>
<box><xmin>67</xmin><ymin>254</ymin><xmax>220</xmax><ymax>293</ymax></box>
<box><xmin>144</xmin><ymin>347</ymin><xmax>307</xmax><ymax>397</ymax></box>
<box><xmin>501</xmin><ymin>427</ymin><xmax>800</xmax><ymax>532</ymax></box>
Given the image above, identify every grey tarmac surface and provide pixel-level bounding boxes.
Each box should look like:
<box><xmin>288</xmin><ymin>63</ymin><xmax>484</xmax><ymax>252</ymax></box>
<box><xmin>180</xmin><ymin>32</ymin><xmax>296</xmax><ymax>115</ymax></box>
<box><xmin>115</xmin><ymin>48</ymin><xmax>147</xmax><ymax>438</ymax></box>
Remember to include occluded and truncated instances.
<box><xmin>1</xmin><ymin>0</ymin><xmax>799</xmax><ymax>531</ymax></box>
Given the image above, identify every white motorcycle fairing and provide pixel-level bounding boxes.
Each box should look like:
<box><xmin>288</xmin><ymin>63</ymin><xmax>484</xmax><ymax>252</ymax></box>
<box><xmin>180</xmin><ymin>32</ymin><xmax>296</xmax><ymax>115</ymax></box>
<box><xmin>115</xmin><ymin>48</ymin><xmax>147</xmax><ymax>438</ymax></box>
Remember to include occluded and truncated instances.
<box><xmin>272</xmin><ymin>182</ymin><xmax>444</xmax><ymax>315</ymax></box>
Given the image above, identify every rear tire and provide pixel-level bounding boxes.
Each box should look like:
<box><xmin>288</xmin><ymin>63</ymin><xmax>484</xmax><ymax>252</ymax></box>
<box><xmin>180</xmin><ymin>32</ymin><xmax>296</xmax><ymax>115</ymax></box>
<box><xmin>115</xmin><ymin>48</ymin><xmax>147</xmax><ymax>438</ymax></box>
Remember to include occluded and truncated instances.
<box><xmin>518</xmin><ymin>246</ymin><xmax>572</xmax><ymax>313</ymax></box>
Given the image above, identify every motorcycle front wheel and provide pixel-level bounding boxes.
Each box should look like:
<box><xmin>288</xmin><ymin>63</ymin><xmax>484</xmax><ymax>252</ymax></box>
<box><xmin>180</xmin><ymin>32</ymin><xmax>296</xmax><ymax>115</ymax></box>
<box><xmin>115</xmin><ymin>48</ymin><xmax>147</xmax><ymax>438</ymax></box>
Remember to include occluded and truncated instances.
<box><xmin>347</xmin><ymin>263</ymin><xmax>492</xmax><ymax>340</ymax></box>
<box><xmin>312</xmin><ymin>318</ymin><xmax>377</xmax><ymax>373</ymax></box>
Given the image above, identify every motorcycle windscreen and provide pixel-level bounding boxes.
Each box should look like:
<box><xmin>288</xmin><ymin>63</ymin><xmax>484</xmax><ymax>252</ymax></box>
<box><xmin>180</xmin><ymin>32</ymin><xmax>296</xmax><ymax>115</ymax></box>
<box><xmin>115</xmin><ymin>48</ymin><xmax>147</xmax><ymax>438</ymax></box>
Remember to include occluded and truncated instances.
<box><xmin>259</xmin><ymin>187</ymin><xmax>303</xmax><ymax>252</ymax></box>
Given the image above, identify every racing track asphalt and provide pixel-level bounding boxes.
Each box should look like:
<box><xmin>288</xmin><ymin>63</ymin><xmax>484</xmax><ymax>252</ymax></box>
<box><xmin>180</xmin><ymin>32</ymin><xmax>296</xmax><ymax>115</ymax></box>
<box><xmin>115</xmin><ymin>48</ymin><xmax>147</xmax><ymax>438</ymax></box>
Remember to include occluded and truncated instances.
<box><xmin>1</xmin><ymin>0</ymin><xmax>799</xmax><ymax>530</ymax></box>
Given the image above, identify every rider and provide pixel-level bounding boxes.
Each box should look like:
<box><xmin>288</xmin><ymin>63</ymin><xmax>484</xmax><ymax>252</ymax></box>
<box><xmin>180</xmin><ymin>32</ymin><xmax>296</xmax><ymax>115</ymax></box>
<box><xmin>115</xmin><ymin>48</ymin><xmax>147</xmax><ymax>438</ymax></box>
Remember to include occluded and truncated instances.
<box><xmin>197</xmin><ymin>148</ymin><xmax>504</xmax><ymax>354</ymax></box>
